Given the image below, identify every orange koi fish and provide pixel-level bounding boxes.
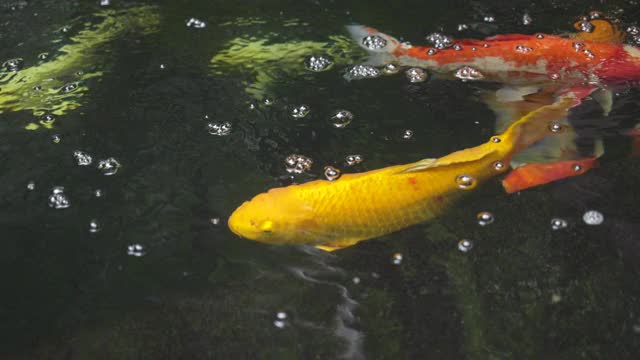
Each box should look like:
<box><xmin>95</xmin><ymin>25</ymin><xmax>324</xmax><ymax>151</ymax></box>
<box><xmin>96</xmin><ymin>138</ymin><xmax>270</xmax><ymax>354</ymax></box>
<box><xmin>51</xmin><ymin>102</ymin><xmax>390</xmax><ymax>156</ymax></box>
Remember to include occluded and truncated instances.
<box><xmin>228</xmin><ymin>97</ymin><xmax>578</xmax><ymax>251</ymax></box>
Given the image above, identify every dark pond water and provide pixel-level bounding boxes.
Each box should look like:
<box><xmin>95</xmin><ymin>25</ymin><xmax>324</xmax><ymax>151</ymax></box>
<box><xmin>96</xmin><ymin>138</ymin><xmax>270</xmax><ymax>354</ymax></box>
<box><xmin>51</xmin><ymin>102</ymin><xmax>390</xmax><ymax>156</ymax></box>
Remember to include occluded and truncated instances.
<box><xmin>2</xmin><ymin>0</ymin><xmax>640</xmax><ymax>359</ymax></box>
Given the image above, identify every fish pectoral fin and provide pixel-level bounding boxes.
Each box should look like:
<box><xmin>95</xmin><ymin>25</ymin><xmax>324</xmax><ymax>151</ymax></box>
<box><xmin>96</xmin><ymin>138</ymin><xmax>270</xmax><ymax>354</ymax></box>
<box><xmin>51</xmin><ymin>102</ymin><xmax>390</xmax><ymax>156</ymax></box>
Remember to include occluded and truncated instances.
<box><xmin>502</xmin><ymin>157</ymin><xmax>599</xmax><ymax>193</ymax></box>
<box><xmin>592</xmin><ymin>88</ymin><xmax>613</xmax><ymax>116</ymax></box>
<box><xmin>314</xmin><ymin>244</ymin><xmax>346</xmax><ymax>252</ymax></box>
<box><xmin>572</xmin><ymin>17</ymin><xmax>625</xmax><ymax>43</ymax></box>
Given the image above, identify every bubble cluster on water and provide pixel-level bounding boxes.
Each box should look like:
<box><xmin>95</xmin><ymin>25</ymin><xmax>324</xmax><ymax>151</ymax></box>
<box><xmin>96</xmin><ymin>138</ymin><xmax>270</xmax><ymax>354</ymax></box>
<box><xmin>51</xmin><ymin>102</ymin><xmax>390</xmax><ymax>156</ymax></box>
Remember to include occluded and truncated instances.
<box><xmin>391</xmin><ymin>253</ymin><xmax>403</xmax><ymax>265</ymax></box>
<box><xmin>331</xmin><ymin>110</ymin><xmax>353</xmax><ymax>128</ymax></box>
<box><xmin>324</xmin><ymin>166</ymin><xmax>341</xmax><ymax>181</ymax></box>
<box><xmin>3</xmin><ymin>58</ymin><xmax>24</xmax><ymax>72</ymax></box>
<box><xmin>454</xmin><ymin>66</ymin><xmax>484</xmax><ymax>81</ymax></box>
<box><xmin>522</xmin><ymin>13</ymin><xmax>533</xmax><ymax>25</ymax></box>
<box><xmin>456</xmin><ymin>174</ymin><xmax>476</xmax><ymax>190</ymax></box>
<box><xmin>626</xmin><ymin>26</ymin><xmax>640</xmax><ymax>45</ymax></box>
<box><xmin>127</xmin><ymin>244</ymin><xmax>146</xmax><ymax>257</ymax></box>
<box><xmin>426</xmin><ymin>32</ymin><xmax>453</xmax><ymax>49</ymax></box>
<box><xmin>89</xmin><ymin>219</ymin><xmax>101</xmax><ymax>233</ymax></box>
<box><xmin>48</xmin><ymin>186</ymin><xmax>70</xmax><ymax>209</ymax></box>
<box><xmin>345</xmin><ymin>64</ymin><xmax>382</xmax><ymax>80</ymax></box>
<box><xmin>515</xmin><ymin>45</ymin><xmax>533</xmax><ymax>53</ymax></box>
<box><xmin>362</xmin><ymin>35</ymin><xmax>387</xmax><ymax>49</ymax></box>
<box><xmin>27</xmin><ymin>181</ymin><xmax>35</xmax><ymax>191</ymax></box>
<box><xmin>207</xmin><ymin>121</ymin><xmax>232</xmax><ymax>136</ymax></box>
<box><xmin>476</xmin><ymin>211</ymin><xmax>494</xmax><ymax>226</ymax></box>
<box><xmin>578</xmin><ymin>19</ymin><xmax>594</xmax><ymax>33</ymax></box>
<box><xmin>304</xmin><ymin>55</ymin><xmax>333</xmax><ymax>72</ymax></box>
<box><xmin>457</xmin><ymin>24</ymin><xmax>469</xmax><ymax>31</ymax></box>
<box><xmin>73</xmin><ymin>150</ymin><xmax>93</xmax><ymax>166</ymax></box>
<box><xmin>290</xmin><ymin>104</ymin><xmax>310</xmax><ymax>119</ymax></box>
<box><xmin>458</xmin><ymin>239</ymin><xmax>473</xmax><ymax>252</ymax></box>
<box><xmin>98</xmin><ymin>158</ymin><xmax>121</xmax><ymax>176</ymax></box>
<box><xmin>186</xmin><ymin>17</ymin><xmax>207</xmax><ymax>28</ymax></box>
<box><xmin>381</xmin><ymin>63</ymin><xmax>399</xmax><ymax>75</ymax></box>
<box><xmin>405</xmin><ymin>67</ymin><xmax>428</xmax><ymax>83</ymax></box>
<box><xmin>484</xmin><ymin>16</ymin><xmax>495</xmax><ymax>23</ymax></box>
<box><xmin>583</xmin><ymin>210</ymin><xmax>604</xmax><ymax>225</ymax></box>
<box><xmin>345</xmin><ymin>154</ymin><xmax>363</xmax><ymax>166</ymax></box>
<box><xmin>285</xmin><ymin>154</ymin><xmax>313</xmax><ymax>174</ymax></box>
<box><xmin>550</xmin><ymin>217</ymin><xmax>568</xmax><ymax>230</ymax></box>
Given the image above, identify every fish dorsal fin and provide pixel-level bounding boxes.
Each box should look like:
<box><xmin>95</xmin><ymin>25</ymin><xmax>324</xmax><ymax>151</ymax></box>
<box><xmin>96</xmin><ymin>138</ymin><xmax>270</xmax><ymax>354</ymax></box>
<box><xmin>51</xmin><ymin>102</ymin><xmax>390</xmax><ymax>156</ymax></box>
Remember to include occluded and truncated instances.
<box><xmin>398</xmin><ymin>145</ymin><xmax>496</xmax><ymax>174</ymax></box>
<box><xmin>485</xmin><ymin>34</ymin><xmax>534</xmax><ymax>41</ymax></box>
<box><xmin>396</xmin><ymin>158</ymin><xmax>438</xmax><ymax>173</ymax></box>
<box><xmin>573</xmin><ymin>18</ymin><xmax>625</xmax><ymax>43</ymax></box>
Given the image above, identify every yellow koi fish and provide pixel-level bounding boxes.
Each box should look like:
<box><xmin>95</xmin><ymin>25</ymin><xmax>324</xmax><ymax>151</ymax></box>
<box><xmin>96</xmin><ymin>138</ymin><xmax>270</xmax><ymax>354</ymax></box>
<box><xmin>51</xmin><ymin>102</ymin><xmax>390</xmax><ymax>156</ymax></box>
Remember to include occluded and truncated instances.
<box><xmin>228</xmin><ymin>97</ymin><xmax>577</xmax><ymax>251</ymax></box>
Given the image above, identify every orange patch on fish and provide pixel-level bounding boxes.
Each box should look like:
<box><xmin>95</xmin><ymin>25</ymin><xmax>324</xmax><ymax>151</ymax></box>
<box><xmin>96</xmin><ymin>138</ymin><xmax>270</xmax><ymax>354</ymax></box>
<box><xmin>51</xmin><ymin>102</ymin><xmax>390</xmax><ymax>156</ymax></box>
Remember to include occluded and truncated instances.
<box><xmin>502</xmin><ymin>157</ymin><xmax>599</xmax><ymax>193</ymax></box>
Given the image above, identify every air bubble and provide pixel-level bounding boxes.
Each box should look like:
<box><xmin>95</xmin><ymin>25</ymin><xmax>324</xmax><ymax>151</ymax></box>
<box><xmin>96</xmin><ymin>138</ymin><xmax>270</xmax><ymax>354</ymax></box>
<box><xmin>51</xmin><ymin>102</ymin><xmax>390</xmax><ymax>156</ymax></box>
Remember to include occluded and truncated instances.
<box><xmin>51</xmin><ymin>135</ymin><xmax>61</xmax><ymax>143</ymax></box>
<box><xmin>426</xmin><ymin>33</ymin><xmax>453</xmax><ymax>49</ymax></box>
<box><xmin>522</xmin><ymin>13</ymin><xmax>533</xmax><ymax>25</ymax></box>
<box><xmin>94</xmin><ymin>189</ymin><xmax>103</xmax><ymax>198</ymax></box>
<box><xmin>484</xmin><ymin>16</ymin><xmax>495</xmax><ymax>23</ymax></box>
<box><xmin>405</xmin><ymin>68</ymin><xmax>428</xmax><ymax>83</ymax></box>
<box><xmin>273</xmin><ymin>320</ymin><xmax>286</xmax><ymax>329</ymax></box>
<box><xmin>455</xmin><ymin>174</ymin><xmax>476</xmax><ymax>190</ymax></box>
<box><xmin>345</xmin><ymin>64</ymin><xmax>381</xmax><ymax>80</ymax></box>
<box><xmin>60</xmin><ymin>82</ymin><xmax>78</xmax><ymax>93</ymax></box>
<box><xmin>492</xmin><ymin>161</ymin><xmax>505</xmax><ymax>171</ymax></box>
<box><xmin>453</xmin><ymin>44</ymin><xmax>462</xmax><ymax>51</ymax></box>
<box><xmin>48</xmin><ymin>186</ymin><xmax>70</xmax><ymax>209</ymax></box>
<box><xmin>276</xmin><ymin>311</ymin><xmax>287</xmax><ymax>320</ymax></box>
<box><xmin>27</xmin><ymin>181</ymin><xmax>35</xmax><ymax>190</ymax></box>
<box><xmin>383</xmin><ymin>63</ymin><xmax>399</xmax><ymax>74</ymax></box>
<box><xmin>458</xmin><ymin>239</ymin><xmax>473</xmax><ymax>252</ymax></box>
<box><xmin>290</xmin><ymin>104</ymin><xmax>310</xmax><ymax>119</ymax></box>
<box><xmin>515</xmin><ymin>45</ymin><xmax>533</xmax><ymax>53</ymax></box>
<box><xmin>362</xmin><ymin>35</ymin><xmax>387</xmax><ymax>49</ymax></box>
<box><xmin>427</xmin><ymin>48</ymin><xmax>437</xmax><ymax>55</ymax></box>
<box><xmin>572</xmin><ymin>164</ymin><xmax>583</xmax><ymax>172</ymax></box>
<box><xmin>73</xmin><ymin>150</ymin><xmax>93</xmax><ymax>166</ymax></box>
<box><xmin>476</xmin><ymin>211</ymin><xmax>494</xmax><ymax>226</ymax></box>
<box><xmin>391</xmin><ymin>253</ymin><xmax>403</xmax><ymax>265</ymax></box>
<box><xmin>548</xmin><ymin>122</ymin><xmax>563</xmax><ymax>133</ymax></box>
<box><xmin>536</xmin><ymin>34</ymin><xmax>544</xmax><ymax>39</ymax></box>
<box><xmin>578</xmin><ymin>20</ymin><xmax>594</xmax><ymax>33</ymax></box>
<box><xmin>127</xmin><ymin>244</ymin><xmax>146</xmax><ymax>257</ymax></box>
<box><xmin>457</xmin><ymin>24</ymin><xmax>468</xmax><ymax>31</ymax></box>
<box><xmin>550</xmin><ymin>218</ymin><xmax>568</xmax><ymax>230</ymax></box>
<box><xmin>98</xmin><ymin>158</ymin><xmax>121</xmax><ymax>176</ymax></box>
<box><xmin>285</xmin><ymin>154</ymin><xmax>313</xmax><ymax>174</ymax></box>
<box><xmin>324</xmin><ymin>166</ymin><xmax>341</xmax><ymax>181</ymax></box>
<box><xmin>207</xmin><ymin>121</ymin><xmax>232</xmax><ymax>136</ymax></box>
<box><xmin>331</xmin><ymin>110</ymin><xmax>353</xmax><ymax>128</ymax></box>
<box><xmin>345</xmin><ymin>154</ymin><xmax>363</xmax><ymax>166</ymax></box>
<box><xmin>491</xmin><ymin>136</ymin><xmax>501</xmax><ymax>143</ymax></box>
<box><xmin>402</xmin><ymin>129</ymin><xmax>414</xmax><ymax>140</ymax></box>
<box><xmin>3</xmin><ymin>58</ymin><xmax>24</xmax><ymax>72</ymax></box>
<box><xmin>40</xmin><ymin>114</ymin><xmax>55</xmax><ymax>125</ymax></box>
<box><xmin>89</xmin><ymin>219</ymin><xmax>101</xmax><ymax>233</ymax></box>
<box><xmin>186</xmin><ymin>17</ymin><xmax>207</xmax><ymax>28</ymax></box>
<box><xmin>583</xmin><ymin>210</ymin><xmax>604</xmax><ymax>225</ymax></box>
<box><xmin>304</xmin><ymin>55</ymin><xmax>333</xmax><ymax>72</ymax></box>
<box><xmin>454</xmin><ymin>66</ymin><xmax>484</xmax><ymax>81</ymax></box>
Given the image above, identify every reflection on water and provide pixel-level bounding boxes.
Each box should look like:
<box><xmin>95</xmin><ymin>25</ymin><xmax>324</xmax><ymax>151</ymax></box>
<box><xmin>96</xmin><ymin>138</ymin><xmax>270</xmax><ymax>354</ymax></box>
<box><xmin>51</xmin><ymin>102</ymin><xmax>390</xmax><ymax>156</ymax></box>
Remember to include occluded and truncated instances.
<box><xmin>1</xmin><ymin>0</ymin><xmax>640</xmax><ymax>359</ymax></box>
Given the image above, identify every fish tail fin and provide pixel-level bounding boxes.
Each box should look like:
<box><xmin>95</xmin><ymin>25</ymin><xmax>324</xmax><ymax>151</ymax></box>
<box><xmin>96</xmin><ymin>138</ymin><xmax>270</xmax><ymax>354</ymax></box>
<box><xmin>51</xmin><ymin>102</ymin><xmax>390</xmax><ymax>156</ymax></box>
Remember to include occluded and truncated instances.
<box><xmin>503</xmin><ymin>96</ymin><xmax>581</xmax><ymax>156</ymax></box>
<box><xmin>346</xmin><ymin>25</ymin><xmax>406</xmax><ymax>66</ymax></box>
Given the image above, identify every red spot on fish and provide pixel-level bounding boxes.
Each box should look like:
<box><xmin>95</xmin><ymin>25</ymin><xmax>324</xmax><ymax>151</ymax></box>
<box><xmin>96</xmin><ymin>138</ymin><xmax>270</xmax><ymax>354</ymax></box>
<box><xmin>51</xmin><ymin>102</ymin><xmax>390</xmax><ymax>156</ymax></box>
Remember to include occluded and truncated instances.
<box><xmin>408</xmin><ymin>177</ymin><xmax>419</xmax><ymax>190</ymax></box>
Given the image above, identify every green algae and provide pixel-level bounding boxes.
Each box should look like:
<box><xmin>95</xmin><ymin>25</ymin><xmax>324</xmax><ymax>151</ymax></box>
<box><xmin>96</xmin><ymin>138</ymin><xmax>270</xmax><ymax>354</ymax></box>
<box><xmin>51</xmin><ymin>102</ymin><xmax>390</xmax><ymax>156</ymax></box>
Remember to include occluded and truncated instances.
<box><xmin>0</xmin><ymin>5</ymin><xmax>159</xmax><ymax>129</ymax></box>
